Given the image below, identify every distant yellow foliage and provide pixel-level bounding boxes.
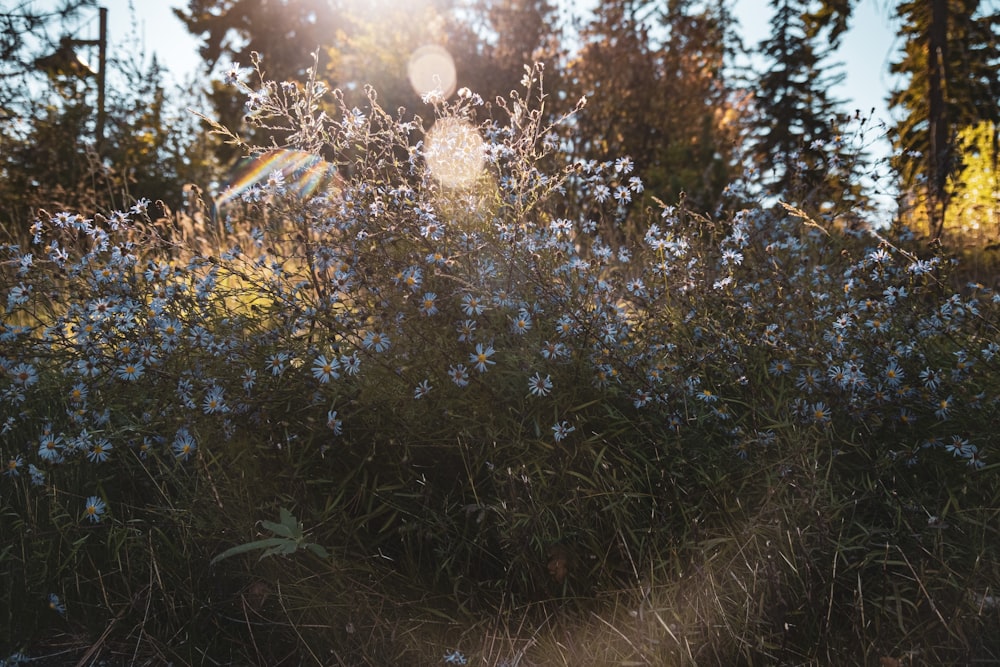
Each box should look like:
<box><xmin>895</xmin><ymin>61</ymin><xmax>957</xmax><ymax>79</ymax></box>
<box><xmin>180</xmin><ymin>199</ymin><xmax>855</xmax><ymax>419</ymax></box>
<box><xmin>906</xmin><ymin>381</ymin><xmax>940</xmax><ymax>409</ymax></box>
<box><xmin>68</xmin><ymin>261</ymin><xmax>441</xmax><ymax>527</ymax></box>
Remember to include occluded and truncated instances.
<box><xmin>948</xmin><ymin>121</ymin><xmax>999</xmax><ymax>244</ymax></box>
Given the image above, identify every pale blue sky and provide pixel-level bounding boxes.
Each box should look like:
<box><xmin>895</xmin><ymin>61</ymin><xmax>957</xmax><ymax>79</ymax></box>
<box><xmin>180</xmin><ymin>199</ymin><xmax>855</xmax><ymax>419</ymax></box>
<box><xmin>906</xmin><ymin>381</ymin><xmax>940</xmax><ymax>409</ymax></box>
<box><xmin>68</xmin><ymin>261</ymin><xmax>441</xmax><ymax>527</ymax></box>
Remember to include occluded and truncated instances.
<box><xmin>736</xmin><ymin>0</ymin><xmax>899</xmax><ymax>124</ymax></box>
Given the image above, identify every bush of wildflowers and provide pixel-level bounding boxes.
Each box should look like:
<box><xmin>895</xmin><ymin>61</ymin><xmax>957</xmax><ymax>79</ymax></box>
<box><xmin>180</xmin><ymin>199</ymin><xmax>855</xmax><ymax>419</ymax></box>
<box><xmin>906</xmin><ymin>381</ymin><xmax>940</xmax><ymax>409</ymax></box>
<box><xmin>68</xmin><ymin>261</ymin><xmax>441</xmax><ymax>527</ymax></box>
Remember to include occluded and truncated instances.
<box><xmin>2</xmin><ymin>60</ymin><xmax>999</xmax><ymax>663</ymax></box>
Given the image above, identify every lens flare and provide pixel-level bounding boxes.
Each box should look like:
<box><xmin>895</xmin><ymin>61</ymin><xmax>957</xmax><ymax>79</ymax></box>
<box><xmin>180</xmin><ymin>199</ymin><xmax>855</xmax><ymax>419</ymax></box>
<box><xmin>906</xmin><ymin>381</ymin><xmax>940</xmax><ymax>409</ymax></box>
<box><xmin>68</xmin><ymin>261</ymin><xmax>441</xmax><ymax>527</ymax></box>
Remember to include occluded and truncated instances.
<box><xmin>424</xmin><ymin>117</ymin><xmax>485</xmax><ymax>189</ymax></box>
<box><xmin>407</xmin><ymin>45</ymin><xmax>457</xmax><ymax>99</ymax></box>
<box><xmin>216</xmin><ymin>150</ymin><xmax>338</xmax><ymax>207</ymax></box>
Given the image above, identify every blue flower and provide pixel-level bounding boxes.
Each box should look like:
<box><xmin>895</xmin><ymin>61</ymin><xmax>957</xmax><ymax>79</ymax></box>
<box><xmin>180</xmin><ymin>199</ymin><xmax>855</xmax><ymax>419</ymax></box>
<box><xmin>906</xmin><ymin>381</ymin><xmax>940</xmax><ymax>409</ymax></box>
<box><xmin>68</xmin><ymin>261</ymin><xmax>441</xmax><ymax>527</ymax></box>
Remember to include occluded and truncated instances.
<box><xmin>115</xmin><ymin>362</ymin><xmax>144</xmax><ymax>381</ymax></box>
<box><xmin>511</xmin><ymin>310</ymin><xmax>532</xmax><ymax>335</ymax></box>
<box><xmin>527</xmin><ymin>373</ymin><xmax>552</xmax><ymax>397</ymax></box>
<box><xmin>326</xmin><ymin>410</ymin><xmax>343</xmax><ymax>435</ymax></box>
<box><xmin>864</xmin><ymin>317</ymin><xmax>888</xmax><ymax>333</ymax></box>
<box><xmin>413</xmin><ymin>380</ymin><xmax>432</xmax><ymax>399</ymax></box>
<box><xmin>48</xmin><ymin>593</ymin><xmax>66</xmax><ymax>616</ymax></box>
<box><xmin>312</xmin><ymin>355</ymin><xmax>341</xmax><ymax>383</ymax></box>
<box><xmin>461</xmin><ymin>293</ymin><xmax>486</xmax><ymax>316</ymax></box>
<box><xmin>7</xmin><ymin>283</ymin><xmax>31</xmax><ymax>309</ymax></box>
<box><xmin>157</xmin><ymin>317</ymin><xmax>182</xmax><ymax>338</ymax></box>
<box><xmin>961</xmin><ymin>444</ymin><xmax>985</xmax><ymax>469</ymax></box>
<box><xmin>425</xmin><ymin>251</ymin><xmax>447</xmax><ymax>266</ymax></box>
<box><xmin>242</xmin><ymin>367</ymin><xmax>258</xmax><ymax>391</ymax></box>
<box><xmin>457</xmin><ymin>319</ymin><xmax>477</xmax><ymax>343</ymax></box>
<box><xmin>555</xmin><ymin>314</ymin><xmax>577</xmax><ymax>338</ymax></box>
<box><xmin>83</xmin><ymin>495</ymin><xmax>106</xmax><ymax>523</ymax></box>
<box><xmin>811</xmin><ymin>402</ymin><xmax>832</xmax><ymax>425</ymax></box>
<box><xmin>552</xmin><ymin>420</ymin><xmax>575</xmax><ymax>442</ymax></box>
<box><xmin>2</xmin><ymin>650</ymin><xmax>29</xmax><ymax>665</ymax></box>
<box><xmin>768</xmin><ymin>360</ymin><xmax>791</xmax><ymax>376</ymax></box>
<box><xmin>4</xmin><ymin>455</ymin><xmax>23</xmax><ymax>477</ymax></box>
<box><xmin>340</xmin><ymin>353</ymin><xmax>362</xmax><ymax>376</ymax></box>
<box><xmin>86</xmin><ymin>439</ymin><xmax>113</xmax><ymax>463</ymax></box>
<box><xmin>267</xmin><ymin>352</ymin><xmax>290</xmax><ymax>376</ymax></box>
<box><xmin>203</xmin><ymin>385</ymin><xmax>229</xmax><ymax>414</ymax></box>
<box><xmin>420</xmin><ymin>219</ymin><xmax>443</xmax><ymax>241</ymax></box>
<box><xmin>694</xmin><ymin>388</ymin><xmax>717</xmax><ymax>404</ymax></box>
<box><xmin>634</xmin><ymin>389</ymin><xmax>652</xmax><ymax>408</ymax></box>
<box><xmin>223</xmin><ymin>62</ymin><xmax>243</xmax><ymax>85</ymax></box>
<box><xmin>614</xmin><ymin>156</ymin><xmax>633</xmax><ymax>174</ymax></box>
<box><xmin>448</xmin><ymin>364</ymin><xmax>470</xmax><ymax>387</ymax></box>
<box><xmin>469</xmin><ymin>343</ymin><xmax>495</xmax><ymax>373</ymax></box>
<box><xmin>136</xmin><ymin>438</ymin><xmax>154</xmax><ymax>460</ymax></box>
<box><xmin>176</xmin><ymin>378</ymin><xmax>197</xmax><ymax>409</ymax></box>
<box><xmin>36</xmin><ymin>430</ymin><xmax>62</xmax><ymax>463</ymax></box>
<box><xmin>10</xmin><ymin>363</ymin><xmax>37</xmax><ymax>387</ymax></box>
<box><xmin>419</xmin><ymin>292</ymin><xmax>439</xmax><ymax>316</ymax></box>
<box><xmin>827</xmin><ymin>365</ymin><xmax>848</xmax><ymax>389</ymax></box>
<box><xmin>363</xmin><ymin>331</ymin><xmax>390</xmax><ymax>353</ymax></box>
<box><xmin>540</xmin><ymin>340</ymin><xmax>568</xmax><ymax>360</ymax></box>
<box><xmin>625</xmin><ymin>278</ymin><xmax>645</xmax><ymax>295</ymax></box>
<box><xmin>613</xmin><ymin>185</ymin><xmax>631</xmax><ymax>205</ymax></box>
<box><xmin>399</xmin><ymin>266</ymin><xmax>422</xmax><ymax>292</ymax></box>
<box><xmin>173</xmin><ymin>429</ymin><xmax>197</xmax><ymax>461</ymax></box>
<box><xmin>795</xmin><ymin>369</ymin><xmax>821</xmax><ymax>393</ymax></box>
<box><xmin>919</xmin><ymin>367</ymin><xmax>941</xmax><ymax>391</ymax></box>
<box><xmin>945</xmin><ymin>436</ymin><xmax>968</xmax><ymax>456</ymax></box>
<box><xmin>28</xmin><ymin>464</ymin><xmax>45</xmax><ymax>487</ymax></box>
<box><xmin>934</xmin><ymin>396</ymin><xmax>952</xmax><ymax>421</ymax></box>
<box><xmin>883</xmin><ymin>361</ymin><xmax>904</xmax><ymax>387</ymax></box>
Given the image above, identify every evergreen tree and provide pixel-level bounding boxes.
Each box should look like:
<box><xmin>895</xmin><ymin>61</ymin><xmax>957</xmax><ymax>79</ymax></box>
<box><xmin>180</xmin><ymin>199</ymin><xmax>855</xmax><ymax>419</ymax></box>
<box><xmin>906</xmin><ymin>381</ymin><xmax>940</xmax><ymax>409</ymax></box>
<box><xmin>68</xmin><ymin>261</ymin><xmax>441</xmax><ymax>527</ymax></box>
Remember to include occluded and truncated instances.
<box><xmin>807</xmin><ymin>0</ymin><xmax>856</xmax><ymax>43</ymax></box>
<box><xmin>0</xmin><ymin>0</ymin><xmax>97</xmax><ymax>118</ymax></box>
<box><xmin>0</xmin><ymin>1</ymin><xmax>214</xmax><ymax>237</ymax></box>
<box><xmin>750</xmin><ymin>0</ymin><xmax>861</xmax><ymax>212</ymax></box>
<box><xmin>457</xmin><ymin>0</ymin><xmax>563</xmax><ymax>107</ymax></box>
<box><xmin>565</xmin><ymin>0</ymin><xmax>741</xmax><ymax>218</ymax></box>
<box><xmin>889</xmin><ymin>0</ymin><xmax>999</xmax><ymax>239</ymax></box>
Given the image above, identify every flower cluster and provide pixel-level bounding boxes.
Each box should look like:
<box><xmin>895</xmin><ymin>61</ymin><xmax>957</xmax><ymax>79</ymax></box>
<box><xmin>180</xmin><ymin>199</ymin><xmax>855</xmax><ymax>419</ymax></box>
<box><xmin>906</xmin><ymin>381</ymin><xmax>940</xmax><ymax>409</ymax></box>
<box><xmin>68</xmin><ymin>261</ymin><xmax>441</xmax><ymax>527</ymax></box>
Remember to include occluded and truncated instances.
<box><xmin>1</xmin><ymin>62</ymin><xmax>995</xmax><ymax>548</ymax></box>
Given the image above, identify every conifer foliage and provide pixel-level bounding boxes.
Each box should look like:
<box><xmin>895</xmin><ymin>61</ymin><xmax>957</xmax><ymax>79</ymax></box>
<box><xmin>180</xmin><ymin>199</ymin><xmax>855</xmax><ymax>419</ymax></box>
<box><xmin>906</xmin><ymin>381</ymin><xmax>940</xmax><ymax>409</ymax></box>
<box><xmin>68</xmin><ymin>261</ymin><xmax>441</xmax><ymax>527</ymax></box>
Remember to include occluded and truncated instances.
<box><xmin>888</xmin><ymin>0</ymin><xmax>999</xmax><ymax>238</ymax></box>
<box><xmin>750</xmin><ymin>0</ymin><xmax>859</xmax><ymax>211</ymax></box>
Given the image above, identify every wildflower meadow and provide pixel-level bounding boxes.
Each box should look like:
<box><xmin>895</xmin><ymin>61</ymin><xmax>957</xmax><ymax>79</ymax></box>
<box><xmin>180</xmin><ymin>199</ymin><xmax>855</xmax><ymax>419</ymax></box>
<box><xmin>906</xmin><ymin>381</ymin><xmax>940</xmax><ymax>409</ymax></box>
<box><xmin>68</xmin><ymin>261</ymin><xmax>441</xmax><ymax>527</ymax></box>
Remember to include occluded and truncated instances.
<box><xmin>2</xmin><ymin>61</ymin><xmax>999</xmax><ymax>665</ymax></box>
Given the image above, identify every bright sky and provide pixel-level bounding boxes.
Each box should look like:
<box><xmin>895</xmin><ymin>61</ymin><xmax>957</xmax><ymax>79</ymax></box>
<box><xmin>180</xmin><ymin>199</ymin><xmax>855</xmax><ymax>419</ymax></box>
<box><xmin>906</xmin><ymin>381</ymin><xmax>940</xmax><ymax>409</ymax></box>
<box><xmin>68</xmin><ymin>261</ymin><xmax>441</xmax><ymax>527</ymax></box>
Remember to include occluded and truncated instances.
<box><xmin>51</xmin><ymin>0</ymin><xmax>902</xmax><ymax>217</ymax></box>
<box><xmin>737</xmin><ymin>0</ymin><xmax>900</xmax><ymax>122</ymax></box>
<box><xmin>84</xmin><ymin>0</ymin><xmax>899</xmax><ymax>125</ymax></box>
<box><xmin>99</xmin><ymin>0</ymin><xmax>202</xmax><ymax>85</ymax></box>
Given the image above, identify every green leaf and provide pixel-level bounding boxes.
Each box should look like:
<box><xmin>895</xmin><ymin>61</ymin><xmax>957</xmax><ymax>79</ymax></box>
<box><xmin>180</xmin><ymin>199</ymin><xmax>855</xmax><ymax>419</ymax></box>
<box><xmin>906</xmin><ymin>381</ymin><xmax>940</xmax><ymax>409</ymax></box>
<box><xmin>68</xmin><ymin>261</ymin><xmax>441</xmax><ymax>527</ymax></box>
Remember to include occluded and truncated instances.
<box><xmin>306</xmin><ymin>543</ymin><xmax>330</xmax><ymax>560</ymax></box>
<box><xmin>279</xmin><ymin>506</ymin><xmax>296</xmax><ymax>528</ymax></box>
<box><xmin>261</xmin><ymin>541</ymin><xmax>298</xmax><ymax>559</ymax></box>
<box><xmin>260</xmin><ymin>519</ymin><xmax>298</xmax><ymax>539</ymax></box>
<box><xmin>210</xmin><ymin>537</ymin><xmax>290</xmax><ymax>565</ymax></box>
<box><xmin>211</xmin><ymin>508</ymin><xmax>331</xmax><ymax>565</ymax></box>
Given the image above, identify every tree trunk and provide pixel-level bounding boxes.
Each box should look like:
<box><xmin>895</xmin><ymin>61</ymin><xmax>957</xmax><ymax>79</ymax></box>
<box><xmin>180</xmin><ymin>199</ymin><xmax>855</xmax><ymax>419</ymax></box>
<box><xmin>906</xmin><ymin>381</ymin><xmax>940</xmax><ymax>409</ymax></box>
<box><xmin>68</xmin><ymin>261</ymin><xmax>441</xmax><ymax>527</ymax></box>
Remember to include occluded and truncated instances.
<box><xmin>927</xmin><ymin>0</ymin><xmax>949</xmax><ymax>239</ymax></box>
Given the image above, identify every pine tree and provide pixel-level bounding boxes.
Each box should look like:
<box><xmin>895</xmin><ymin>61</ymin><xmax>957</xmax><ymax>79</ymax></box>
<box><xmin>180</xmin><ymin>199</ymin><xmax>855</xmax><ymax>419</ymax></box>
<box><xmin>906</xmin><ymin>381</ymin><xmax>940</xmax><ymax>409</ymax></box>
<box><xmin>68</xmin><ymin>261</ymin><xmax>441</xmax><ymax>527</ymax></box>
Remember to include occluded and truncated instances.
<box><xmin>0</xmin><ymin>0</ymin><xmax>97</xmax><ymax>117</ymax></box>
<box><xmin>456</xmin><ymin>0</ymin><xmax>563</xmax><ymax>107</ymax></box>
<box><xmin>750</xmin><ymin>0</ymin><xmax>861</xmax><ymax>212</ymax></box>
<box><xmin>0</xmin><ymin>1</ymin><xmax>214</xmax><ymax>234</ymax></box>
<box><xmin>889</xmin><ymin>0</ymin><xmax>1000</xmax><ymax>239</ymax></box>
<box><xmin>565</xmin><ymin>0</ymin><xmax>741</xmax><ymax>217</ymax></box>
